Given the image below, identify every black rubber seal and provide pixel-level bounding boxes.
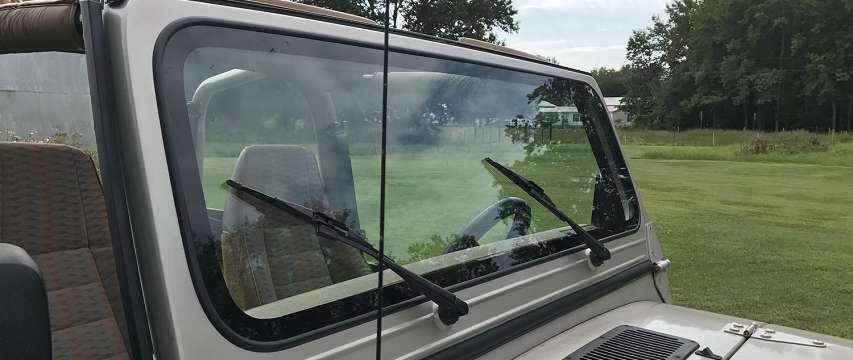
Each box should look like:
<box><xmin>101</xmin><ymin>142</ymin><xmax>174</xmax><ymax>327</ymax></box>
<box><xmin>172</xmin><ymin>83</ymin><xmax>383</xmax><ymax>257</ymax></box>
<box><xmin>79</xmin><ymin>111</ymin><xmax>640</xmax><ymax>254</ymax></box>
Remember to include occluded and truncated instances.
<box><xmin>80</xmin><ymin>1</ymin><xmax>154</xmax><ymax>359</ymax></box>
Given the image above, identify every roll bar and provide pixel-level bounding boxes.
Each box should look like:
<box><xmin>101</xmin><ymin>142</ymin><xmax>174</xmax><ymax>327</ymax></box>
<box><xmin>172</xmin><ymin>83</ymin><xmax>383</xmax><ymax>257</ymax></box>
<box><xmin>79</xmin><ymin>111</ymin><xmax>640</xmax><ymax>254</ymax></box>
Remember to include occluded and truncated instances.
<box><xmin>188</xmin><ymin>69</ymin><xmax>265</xmax><ymax>174</ymax></box>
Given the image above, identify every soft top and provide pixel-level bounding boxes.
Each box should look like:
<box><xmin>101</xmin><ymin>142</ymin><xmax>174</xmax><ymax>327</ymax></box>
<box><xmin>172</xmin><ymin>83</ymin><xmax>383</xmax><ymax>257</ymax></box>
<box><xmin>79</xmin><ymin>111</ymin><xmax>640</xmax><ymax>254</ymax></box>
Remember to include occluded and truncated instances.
<box><xmin>0</xmin><ymin>0</ymin><xmax>539</xmax><ymax>62</ymax></box>
<box><xmin>0</xmin><ymin>0</ymin><xmax>378</xmax><ymax>55</ymax></box>
<box><xmin>0</xmin><ymin>0</ymin><xmax>84</xmax><ymax>54</ymax></box>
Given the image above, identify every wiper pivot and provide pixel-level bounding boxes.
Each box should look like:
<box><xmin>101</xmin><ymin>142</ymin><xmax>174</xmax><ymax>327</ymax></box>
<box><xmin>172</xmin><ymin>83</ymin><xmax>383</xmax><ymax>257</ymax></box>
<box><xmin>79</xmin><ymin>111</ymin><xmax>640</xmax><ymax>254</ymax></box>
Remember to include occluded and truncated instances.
<box><xmin>225</xmin><ymin>180</ymin><xmax>469</xmax><ymax>325</ymax></box>
<box><xmin>483</xmin><ymin>158</ymin><xmax>612</xmax><ymax>267</ymax></box>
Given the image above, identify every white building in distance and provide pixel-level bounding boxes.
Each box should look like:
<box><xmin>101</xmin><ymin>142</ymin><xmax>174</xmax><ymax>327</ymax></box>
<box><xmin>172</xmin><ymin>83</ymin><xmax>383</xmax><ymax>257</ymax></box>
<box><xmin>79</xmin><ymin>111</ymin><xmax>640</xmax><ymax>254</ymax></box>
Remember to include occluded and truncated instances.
<box><xmin>604</xmin><ymin>97</ymin><xmax>631</xmax><ymax>126</ymax></box>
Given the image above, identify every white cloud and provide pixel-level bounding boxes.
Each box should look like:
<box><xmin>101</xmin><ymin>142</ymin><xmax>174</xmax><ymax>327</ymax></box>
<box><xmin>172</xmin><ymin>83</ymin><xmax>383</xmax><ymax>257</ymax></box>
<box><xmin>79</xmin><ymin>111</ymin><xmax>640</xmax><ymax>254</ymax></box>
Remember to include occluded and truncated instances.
<box><xmin>498</xmin><ymin>0</ymin><xmax>668</xmax><ymax>71</ymax></box>
<box><xmin>518</xmin><ymin>0</ymin><xmax>575</xmax><ymax>10</ymax></box>
<box><xmin>513</xmin><ymin>39</ymin><xmax>568</xmax><ymax>48</ymax></box>
<box><xmin>517</xmin><ymin>0</ymin><xmax>670</xmax><ymax>12</ymax></box>
<box><xmin>552</xmin><ymin>45</ymin><xmax>625</xmax><ymax>54</ymax></box>
<box><xmin>513</xmin><ymin>41</ymin><xmax>625</xmax><ymax>54</ymax></box>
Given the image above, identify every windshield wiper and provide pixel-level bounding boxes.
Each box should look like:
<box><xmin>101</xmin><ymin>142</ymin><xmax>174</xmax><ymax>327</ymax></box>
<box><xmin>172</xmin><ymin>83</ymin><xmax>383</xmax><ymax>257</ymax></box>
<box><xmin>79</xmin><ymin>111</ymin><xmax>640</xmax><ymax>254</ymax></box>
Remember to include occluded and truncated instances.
<box><xmin>483</xmin><ymin>158</ymin><xmax>612</xmax><ymax>267</ymax></box>
<box><xmin>225</xmin><ymin>179</ymin><xmax>469</xmax><ymax>325</ymax></box>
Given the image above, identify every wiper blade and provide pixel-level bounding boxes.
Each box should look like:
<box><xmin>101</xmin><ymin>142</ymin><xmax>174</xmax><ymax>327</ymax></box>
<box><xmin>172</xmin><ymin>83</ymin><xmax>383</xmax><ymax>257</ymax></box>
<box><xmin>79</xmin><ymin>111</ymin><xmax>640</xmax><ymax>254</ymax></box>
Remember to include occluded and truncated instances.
<box><xmin>225</xmin><ymin>180</ymin><xmax>470</xmax><ymax>325</ymax></box>
<box><xmin>483</xmin><ymin>158</ymin><xmax>612</xmax><ymax>267</ymax></box>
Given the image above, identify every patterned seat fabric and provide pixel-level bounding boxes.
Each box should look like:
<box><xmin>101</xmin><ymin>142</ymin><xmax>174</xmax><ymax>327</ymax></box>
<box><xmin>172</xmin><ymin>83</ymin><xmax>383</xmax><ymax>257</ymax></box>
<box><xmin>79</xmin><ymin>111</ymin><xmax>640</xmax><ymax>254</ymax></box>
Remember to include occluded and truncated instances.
<box><xmin>221</xmin><ymin>145</ymin><xmax>372</xmax><ymax>310</ymax></box>
<box><xmin>0</xmin><ymin>143</ymin><xmax>131</xmax><ymax>360</ymax></box>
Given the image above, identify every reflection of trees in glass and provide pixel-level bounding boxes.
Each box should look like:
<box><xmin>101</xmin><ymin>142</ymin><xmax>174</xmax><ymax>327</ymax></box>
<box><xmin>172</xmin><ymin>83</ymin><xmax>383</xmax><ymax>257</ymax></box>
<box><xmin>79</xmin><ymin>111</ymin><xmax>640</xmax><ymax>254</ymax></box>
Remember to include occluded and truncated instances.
<box><xmin>334</xmin><ymin>89</ymin><xmax>446</xmax><ymax>146</ymax></box>
<box><xmin>407</xmin><ymin>234</ymin><xmax>454</xmax><ymax>263</ymax></box>
<box><xmin>488</xmin><ymin>150</ymin><xmax>598</xmax><ymax>234</ymax></box>
<box><xmin>407</xmin><ymin>197</ymin><xmax>530</xmax><ymax>261</ymax></box>
<box><xmin>534</xmin><ymin>112</ymin><xmax>561</xmax><ymax>128</ymax></box>
<box><xmin>493</xmin><ymin>198</ymin><xmax>532</xmax><ymax>237</ymax></box>
<box><xmin>425</xmin><ymin>253</ymin><xmax>503</xmax><ymax>284</ymax></box>
<box><xmin>334</xmin><ymin>75</ymin><xmax>539</xmax><ymax>146</ymax></box>
<box><xmin>504</xmin><ymin>112</ymin><xmax>562</xmax><ymax>154</ymax></box>
<box><xmin>527</xmin><ymin>78</ymin><xmax>605</xmax><ymax>115</ymax></box>
<box><xmin>330</xmin><ymin>90</ymin><xmax>383</xmax><ymax>143</ymax></box>
<box><xmin>398</xmin><ymin>79</ymin><xmax>620</xmax><ymax>262</ymax></box>
<box><xmin>492</xmin><ymin>79</ymin><xmax>611</xmax><ymax>233</ymax></box>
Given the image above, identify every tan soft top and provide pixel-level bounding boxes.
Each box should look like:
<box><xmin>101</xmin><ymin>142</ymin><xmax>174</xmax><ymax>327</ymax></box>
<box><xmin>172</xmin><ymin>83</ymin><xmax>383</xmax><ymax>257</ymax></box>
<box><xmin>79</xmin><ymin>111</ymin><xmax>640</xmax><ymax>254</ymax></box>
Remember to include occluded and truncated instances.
<box><xmin>0</xmin><ymin>0</ymin><xmax>380</xmax><ymax>55</ymax></box>
<box><xmin>246</xmin><ymin>0</ymin><xmax>377</xmax><ymax>25</ymax></box>
<box><xmin>0</xmin><ymin>0</ymin><xmax>84</xmax><ymax>54</ymax></box>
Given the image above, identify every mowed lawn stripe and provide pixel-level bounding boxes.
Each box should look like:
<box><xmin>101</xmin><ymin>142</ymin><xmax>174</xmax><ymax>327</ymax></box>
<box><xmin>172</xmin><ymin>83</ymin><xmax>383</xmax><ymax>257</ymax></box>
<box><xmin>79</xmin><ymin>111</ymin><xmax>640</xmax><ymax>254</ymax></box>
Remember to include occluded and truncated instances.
<box><xmin>630</xmin><ymin>159</ymin><xmax>853</xmax><ymax>339</ymax></box>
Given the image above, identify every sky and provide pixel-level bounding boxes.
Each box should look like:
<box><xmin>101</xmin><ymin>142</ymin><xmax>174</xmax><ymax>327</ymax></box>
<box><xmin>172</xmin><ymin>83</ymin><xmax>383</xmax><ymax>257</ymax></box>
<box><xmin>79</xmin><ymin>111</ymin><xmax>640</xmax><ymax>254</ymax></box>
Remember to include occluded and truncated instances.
<box><xmin>498</xmin><ymin>0</ymin><xmax>671</xmax><ymax>72</ymax></box>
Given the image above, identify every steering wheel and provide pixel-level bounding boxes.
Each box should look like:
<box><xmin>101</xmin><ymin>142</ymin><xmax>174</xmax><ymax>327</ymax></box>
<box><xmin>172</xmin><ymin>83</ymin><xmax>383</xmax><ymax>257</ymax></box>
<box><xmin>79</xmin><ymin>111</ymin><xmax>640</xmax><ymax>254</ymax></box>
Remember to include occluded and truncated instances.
<box><xmin>444</xmin><ymin>197</ymin><xmax>532</xmax><ymax>254</ymax></box>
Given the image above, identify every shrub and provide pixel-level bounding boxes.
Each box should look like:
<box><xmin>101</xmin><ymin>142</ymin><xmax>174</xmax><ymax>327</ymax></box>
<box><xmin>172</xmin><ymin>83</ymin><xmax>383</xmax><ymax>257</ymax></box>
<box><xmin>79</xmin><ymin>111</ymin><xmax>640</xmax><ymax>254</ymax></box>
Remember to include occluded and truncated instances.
<box><xmin>738</xmin><ymin>136</ymin><xmax>827</xmax><ymax>155</ymax></box>
<box><xmin>406</xmin><ymin>234</ymin><xmax>453</xmax><ymax>263</ymax></box>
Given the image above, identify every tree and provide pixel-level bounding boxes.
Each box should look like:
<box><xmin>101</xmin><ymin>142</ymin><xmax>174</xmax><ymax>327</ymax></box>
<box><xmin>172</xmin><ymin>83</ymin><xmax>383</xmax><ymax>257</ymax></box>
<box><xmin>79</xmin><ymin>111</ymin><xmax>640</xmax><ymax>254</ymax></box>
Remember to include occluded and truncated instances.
<box><xmin>590</xmin><ymin>66</ymin><xmax>629</xmax><ymax>97</ymax></box>
<box><xmin>621</xmin><ymin>14</ymin><xmax>669</xmax><ymax>128</ymax></box>
<box><xmin>621</xmin><ymin>0</ymin><xmax>853</xmax><ymax>132</ymax></box>
<box><xmin>296</xmin><ymin>0</ymin><xmax>381</xmax><ymax>20</ymax></box>
<box><xmin>402</xmin><ymin>0</ymin><xmax>519</xmax><ymax>44</ymax></box>
<box><xmin>537</xmin><ymin>55</ymin><xmax>560</xmax><ymax>65</ymax></box>
<box><xmin>297</xmin><ymin>0</ymin><xmax>519</xmax><ymax>44</ymax></box>
<box><xmin>796</xmin><ymin>0</ymin><xmax>853</xmax><ymax>132</ymax></box>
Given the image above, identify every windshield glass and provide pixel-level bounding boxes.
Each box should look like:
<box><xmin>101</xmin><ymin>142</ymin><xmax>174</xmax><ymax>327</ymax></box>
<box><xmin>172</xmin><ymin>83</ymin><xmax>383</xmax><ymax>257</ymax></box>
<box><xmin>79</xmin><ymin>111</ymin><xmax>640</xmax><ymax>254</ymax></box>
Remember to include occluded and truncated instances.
<box><xmin>158</xmin><ymin>25</ymin><xmax>639</xmax><ymax>343</ymax></box>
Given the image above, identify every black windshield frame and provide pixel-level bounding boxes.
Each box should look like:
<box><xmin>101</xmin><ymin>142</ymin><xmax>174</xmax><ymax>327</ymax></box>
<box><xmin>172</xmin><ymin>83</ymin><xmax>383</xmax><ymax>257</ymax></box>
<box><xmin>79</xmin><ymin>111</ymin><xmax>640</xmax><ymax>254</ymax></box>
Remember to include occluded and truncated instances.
<box><xmin>153</xmin><ymin>19</ymin><xmax>641</xmax><ymax>352</ymax></box>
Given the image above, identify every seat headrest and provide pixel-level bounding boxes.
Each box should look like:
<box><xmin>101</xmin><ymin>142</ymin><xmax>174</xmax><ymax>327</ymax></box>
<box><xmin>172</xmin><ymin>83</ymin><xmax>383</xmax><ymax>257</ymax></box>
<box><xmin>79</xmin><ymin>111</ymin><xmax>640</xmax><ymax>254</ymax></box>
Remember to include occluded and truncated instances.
<box><xmin>227</xmin><ymin>145</ymin><xmax>332</xmax><ymax>213</ymax></box>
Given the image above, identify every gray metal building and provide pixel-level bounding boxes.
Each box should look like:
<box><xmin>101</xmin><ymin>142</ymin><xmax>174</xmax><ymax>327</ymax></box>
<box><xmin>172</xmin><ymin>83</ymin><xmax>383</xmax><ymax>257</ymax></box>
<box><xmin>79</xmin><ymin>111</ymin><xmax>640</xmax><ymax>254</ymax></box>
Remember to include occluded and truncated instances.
<box><xmin>0</xmin><ymin>52</ymin><xmax>96</xmax><ymax>148</ymax></box>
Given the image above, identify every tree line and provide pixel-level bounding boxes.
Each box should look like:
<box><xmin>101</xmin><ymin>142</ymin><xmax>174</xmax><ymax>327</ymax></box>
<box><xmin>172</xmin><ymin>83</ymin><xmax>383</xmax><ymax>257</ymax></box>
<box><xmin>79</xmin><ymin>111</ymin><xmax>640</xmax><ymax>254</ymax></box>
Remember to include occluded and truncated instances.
<box><xmin>266</xmin><ymin>0</ymin><xmax>852</xmax><ymax>133</ymax></box>
<box><xmin>605</xmin><ymin>0</ymin><xmax>853</xmax><ymax>132</ymax></box>
<box><xmin>296</xmin><ymin>0</ymin><xmax>519</xmax><ymax>44</ymax></box>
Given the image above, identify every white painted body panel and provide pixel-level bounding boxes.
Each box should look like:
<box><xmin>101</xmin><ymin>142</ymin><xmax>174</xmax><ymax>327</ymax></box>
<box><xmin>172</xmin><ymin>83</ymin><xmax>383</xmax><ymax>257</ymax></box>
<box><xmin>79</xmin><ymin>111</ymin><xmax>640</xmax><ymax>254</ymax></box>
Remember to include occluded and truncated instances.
<box><xmin>516</xmin><ymin>301</ymin><xmax>853</xmax><ymax>360</ymax></box>
<box><xmin>516</xmin><ymin>302</ymin><xmax>755</xmax><ymax>360</ymax></box>
<box><xmin>479</xmin><ymin>278</ymin><xmax>661</xmax><ymax>360</ymax></box>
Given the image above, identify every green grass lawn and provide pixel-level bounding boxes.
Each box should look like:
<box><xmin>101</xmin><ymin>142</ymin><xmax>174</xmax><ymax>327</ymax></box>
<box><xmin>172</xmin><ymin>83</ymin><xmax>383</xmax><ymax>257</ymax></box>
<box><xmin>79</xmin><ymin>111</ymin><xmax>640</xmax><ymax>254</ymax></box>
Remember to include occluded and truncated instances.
<box><xmin>201</xmin><ymin>143</ymin><xmax>600</xmax><ymax>259</ymax></box>
<box><xmin>201</xmin><ymin>140</ymin><xmax>853</xmax><ymax>339</ymax></box>
<box><xmin>202</xmin><ymin>153</ymin><xmax>524</xmax><ymax>258</ymax></box>
<box><xmin>630</xmin><ymin>159</ymin><xmax>853</xmax><ymax>339</ymax></box>
<box><xmin>618</xmin><ymin>128</ymin><xmax>853</xmax><ymax>147</ymax></box>
<box><xmin>631</xmin><ymin>142</ymin><xmax>853</xmax><ymax>167</ymax></box>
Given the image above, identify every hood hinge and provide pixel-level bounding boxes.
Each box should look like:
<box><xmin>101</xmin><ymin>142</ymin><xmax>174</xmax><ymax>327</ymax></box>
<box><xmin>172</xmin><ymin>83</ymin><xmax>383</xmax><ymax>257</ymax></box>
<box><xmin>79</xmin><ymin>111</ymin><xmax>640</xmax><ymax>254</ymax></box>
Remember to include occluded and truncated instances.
<box><xmin>653</xmin><ymin>259</ymin><xmax>671</xmax><ymax>273</ymax></box>
<box><xmin>723</xmin><ymin>322</ymin><xmax>826</xmax><ymax>348</ymax></box>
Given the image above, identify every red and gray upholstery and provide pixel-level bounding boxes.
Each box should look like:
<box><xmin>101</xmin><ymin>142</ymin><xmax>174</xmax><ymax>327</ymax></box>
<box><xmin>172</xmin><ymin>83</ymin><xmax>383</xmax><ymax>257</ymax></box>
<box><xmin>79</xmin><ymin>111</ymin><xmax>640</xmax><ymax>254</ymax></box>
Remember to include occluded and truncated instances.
<box><xmin>0</xmin><ymin>143</ymin><xmax>131</xmax><ymax>360</ymax></box>
<box><xmin>221</xmin><ymin>145</ymin><xmax>372</xmax><ymax>310</ymax></box>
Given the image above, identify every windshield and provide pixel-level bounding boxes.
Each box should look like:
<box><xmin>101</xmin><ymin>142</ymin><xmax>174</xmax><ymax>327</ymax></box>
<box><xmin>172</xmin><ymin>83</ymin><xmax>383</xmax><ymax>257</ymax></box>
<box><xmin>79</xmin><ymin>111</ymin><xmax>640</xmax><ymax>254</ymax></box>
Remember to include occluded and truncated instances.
<box><xmin>158</xmin><ymin>25</ymin><xmax>639</xmax><ymax>343</ymax></box>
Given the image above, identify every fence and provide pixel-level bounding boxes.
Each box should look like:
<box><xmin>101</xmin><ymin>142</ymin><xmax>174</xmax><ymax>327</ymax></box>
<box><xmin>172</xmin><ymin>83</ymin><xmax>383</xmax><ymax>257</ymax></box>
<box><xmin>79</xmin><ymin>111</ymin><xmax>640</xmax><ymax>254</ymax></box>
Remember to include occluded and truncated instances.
<box><xmin>432</xmin><ymin>126</ymin><xmax>853</xmax><ymax>148</ymax></box>
<box><xmin>615</xmin><ymin>128</ymin><xmax>853</xmax><ymax>147</ymax></box>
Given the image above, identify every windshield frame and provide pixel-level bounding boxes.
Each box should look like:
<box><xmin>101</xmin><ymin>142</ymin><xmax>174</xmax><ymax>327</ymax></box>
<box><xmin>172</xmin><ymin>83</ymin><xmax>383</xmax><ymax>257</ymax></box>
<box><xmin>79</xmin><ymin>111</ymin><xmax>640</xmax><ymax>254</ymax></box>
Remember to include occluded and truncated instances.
<box><xmin>153</xmin><ymin>18</ymin><xmax>642</xmax><ymax>352</ymax></box>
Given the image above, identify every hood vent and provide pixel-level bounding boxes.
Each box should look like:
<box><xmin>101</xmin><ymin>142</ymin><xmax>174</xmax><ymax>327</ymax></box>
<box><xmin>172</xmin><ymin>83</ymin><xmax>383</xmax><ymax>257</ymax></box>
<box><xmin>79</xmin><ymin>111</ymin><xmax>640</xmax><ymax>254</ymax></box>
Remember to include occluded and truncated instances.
<box><xmin>564</xmin><ymin>325</ymin><xmax>699</xmax><ymax>360</ymax></box>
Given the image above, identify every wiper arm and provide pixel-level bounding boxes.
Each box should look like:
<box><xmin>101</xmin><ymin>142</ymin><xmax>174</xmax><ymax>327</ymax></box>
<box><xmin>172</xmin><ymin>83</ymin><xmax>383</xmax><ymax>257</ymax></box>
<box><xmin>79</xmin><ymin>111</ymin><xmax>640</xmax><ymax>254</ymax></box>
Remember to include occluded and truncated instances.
<box><xmin>225</xmin><ymin>180</ymin><xmax>470</xmax><ymax>325</ymax></box>
<box><xmin>483</xmin><ymin>158</ymin><xmax>612</xmax><ymax>267</ymax></box>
